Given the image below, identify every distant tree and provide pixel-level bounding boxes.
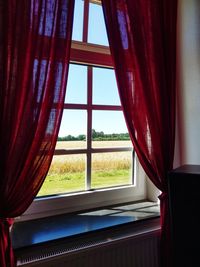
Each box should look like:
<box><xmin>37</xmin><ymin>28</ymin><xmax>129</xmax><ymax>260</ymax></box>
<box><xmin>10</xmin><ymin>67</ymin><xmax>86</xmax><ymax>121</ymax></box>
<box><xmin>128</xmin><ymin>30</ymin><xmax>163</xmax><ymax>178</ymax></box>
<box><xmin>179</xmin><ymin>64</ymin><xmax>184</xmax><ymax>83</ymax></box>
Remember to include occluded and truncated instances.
<box><xmin>77</xmin><ymin>134</ymin><xmax>86</xmax><ymax>141</ymax></box>
<box><xmin>99</xmin><ymin>131</ymin><xmax>104</xmax><ymax>137</ymax></box>
<box><xmin>92</xmin><ymin>129</ymin><xmax>97</xmax><ymax>138</ymax></box>
<box><xmin>58</xmin><ymin>130</ymin><xmax>130</xmax><ymax>141</ymax></box>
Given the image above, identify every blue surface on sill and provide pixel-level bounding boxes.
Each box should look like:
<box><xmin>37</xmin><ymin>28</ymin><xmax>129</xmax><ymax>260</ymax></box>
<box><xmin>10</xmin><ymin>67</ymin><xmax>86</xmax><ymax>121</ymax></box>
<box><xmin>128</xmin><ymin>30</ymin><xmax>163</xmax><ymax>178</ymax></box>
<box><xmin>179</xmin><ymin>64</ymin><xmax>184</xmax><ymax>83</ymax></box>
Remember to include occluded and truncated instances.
<box><xmin>11</xmin><ymin>201</ymin><xmax>160</xmax><ymax>250</ymax></box>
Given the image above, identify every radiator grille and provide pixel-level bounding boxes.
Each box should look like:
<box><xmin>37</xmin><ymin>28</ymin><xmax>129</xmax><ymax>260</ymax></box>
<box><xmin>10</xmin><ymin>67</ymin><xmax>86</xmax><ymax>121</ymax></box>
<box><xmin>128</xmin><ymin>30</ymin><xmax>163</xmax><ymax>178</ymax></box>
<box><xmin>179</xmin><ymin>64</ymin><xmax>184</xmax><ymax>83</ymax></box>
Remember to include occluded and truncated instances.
<box><xmin>16</xmin><ymin>227</ymin><xmax>160</xmax><ymax>267</ymax></box>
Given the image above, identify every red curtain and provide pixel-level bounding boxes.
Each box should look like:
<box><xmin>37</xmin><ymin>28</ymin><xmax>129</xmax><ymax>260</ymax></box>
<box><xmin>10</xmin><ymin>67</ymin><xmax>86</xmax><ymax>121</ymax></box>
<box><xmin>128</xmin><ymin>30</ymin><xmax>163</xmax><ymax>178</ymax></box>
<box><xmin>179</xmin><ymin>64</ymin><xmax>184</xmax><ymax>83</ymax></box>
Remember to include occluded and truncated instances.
<box><xmin>102</xmin><ymin>1</ymin><xmax>177</xmax><ymax>266</ymax></box>
<box><xmin>0</xmin><ymin>1</ymin><xmax>74</xmax><ymax>266</ymax></box>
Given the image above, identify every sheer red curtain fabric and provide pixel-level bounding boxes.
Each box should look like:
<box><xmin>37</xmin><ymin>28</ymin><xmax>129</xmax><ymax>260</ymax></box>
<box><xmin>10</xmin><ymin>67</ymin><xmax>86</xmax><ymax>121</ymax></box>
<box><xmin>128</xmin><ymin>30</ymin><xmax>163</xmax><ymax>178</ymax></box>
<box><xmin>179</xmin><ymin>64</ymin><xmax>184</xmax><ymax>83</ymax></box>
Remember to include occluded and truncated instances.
<box><xmin>0</xmin><ymin>1</ymin><xmax>74</xmax><ymax>266</ymax></box>
<box><xmin>102</xmin><ymin>1</ymin><xmax>177</xmax><ymax>266</ymax></box>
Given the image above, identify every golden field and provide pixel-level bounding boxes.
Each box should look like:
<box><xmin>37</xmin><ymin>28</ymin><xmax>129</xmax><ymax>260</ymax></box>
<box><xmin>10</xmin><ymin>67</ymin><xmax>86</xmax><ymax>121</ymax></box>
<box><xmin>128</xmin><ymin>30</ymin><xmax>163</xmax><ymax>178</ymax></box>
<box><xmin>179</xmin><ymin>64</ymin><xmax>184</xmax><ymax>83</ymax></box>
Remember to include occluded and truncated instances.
<box><xmin>38</xmin><ymin>141</ymin><xmax>133</xmax><ymax>196</ymax></box>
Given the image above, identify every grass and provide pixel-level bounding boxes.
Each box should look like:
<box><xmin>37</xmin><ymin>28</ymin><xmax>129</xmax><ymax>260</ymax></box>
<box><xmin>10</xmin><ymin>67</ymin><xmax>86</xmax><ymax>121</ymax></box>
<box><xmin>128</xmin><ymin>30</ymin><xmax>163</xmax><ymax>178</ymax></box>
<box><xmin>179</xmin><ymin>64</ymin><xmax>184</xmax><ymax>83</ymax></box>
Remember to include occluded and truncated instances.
<box><xmin>38</xmin><ymin>141</ymin><xmax>132</xmax><ymax>196</ymax></box>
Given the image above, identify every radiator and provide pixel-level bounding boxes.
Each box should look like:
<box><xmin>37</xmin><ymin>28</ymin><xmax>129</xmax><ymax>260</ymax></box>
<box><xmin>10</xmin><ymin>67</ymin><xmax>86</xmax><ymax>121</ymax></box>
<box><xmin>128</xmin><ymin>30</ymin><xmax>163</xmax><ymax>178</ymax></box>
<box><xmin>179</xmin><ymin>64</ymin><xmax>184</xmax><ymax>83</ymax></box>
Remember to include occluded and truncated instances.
<box><xmin>16</xmin><ymin>226</ymin><xmax>160</xmax><ymax>267</ymax></box>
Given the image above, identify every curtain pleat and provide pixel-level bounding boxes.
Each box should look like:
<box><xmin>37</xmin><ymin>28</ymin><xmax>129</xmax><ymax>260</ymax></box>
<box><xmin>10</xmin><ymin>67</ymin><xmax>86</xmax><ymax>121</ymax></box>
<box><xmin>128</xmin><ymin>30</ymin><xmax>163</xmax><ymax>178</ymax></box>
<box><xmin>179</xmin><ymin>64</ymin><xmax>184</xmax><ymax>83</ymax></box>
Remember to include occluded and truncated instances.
<box><xmin>0</xmin><ymin>1</ymin><xmax>74</xmax><ymax>266</ymax></box>
<box><xmin>102</xmin><ymin>1</ymin><xmax>177</xmax><ymax>266</ymax></box>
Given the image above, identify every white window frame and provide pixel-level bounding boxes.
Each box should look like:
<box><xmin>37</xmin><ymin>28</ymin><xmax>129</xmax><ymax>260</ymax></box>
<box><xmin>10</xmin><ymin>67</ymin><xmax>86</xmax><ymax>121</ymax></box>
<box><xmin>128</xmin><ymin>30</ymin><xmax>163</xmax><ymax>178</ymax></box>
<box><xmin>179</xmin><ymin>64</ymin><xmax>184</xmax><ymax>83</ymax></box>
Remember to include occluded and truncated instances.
<box><xmin>18</xmin><ymin>157</ymin><xmax>147</xmax><ymax>221</ymax></box>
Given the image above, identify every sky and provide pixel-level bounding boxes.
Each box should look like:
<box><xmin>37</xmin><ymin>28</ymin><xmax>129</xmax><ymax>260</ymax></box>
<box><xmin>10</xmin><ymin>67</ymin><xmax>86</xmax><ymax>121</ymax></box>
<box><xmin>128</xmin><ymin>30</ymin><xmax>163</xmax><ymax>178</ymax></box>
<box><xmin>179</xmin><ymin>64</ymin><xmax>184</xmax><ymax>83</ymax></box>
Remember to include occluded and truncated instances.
<box><xmin>58</xmin><ymin>0</ymin><xmax>128</xmax><ymax>137</ymax></box>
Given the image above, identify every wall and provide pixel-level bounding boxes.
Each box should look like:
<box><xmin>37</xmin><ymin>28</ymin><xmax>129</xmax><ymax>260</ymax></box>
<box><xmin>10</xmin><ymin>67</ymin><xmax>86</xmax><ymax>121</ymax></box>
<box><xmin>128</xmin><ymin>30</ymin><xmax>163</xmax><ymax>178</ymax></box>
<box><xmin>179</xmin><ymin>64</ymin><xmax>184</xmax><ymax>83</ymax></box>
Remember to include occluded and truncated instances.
<box><xmin>175</xmin><ymin>0</ymin><xmax>200</xmax><ymax>165</ymax></box>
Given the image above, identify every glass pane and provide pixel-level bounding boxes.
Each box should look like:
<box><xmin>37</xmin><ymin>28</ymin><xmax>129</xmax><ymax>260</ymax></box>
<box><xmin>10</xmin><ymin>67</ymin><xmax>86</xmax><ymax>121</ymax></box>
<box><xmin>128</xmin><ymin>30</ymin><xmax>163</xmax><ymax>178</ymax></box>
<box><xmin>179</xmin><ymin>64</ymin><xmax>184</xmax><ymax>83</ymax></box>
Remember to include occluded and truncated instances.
<box><xmin>58</xmin><ymin>110</ymin><xmax>87</xmax><ymax>149</ymax></box>
<box><xmin>93</xmin><ymin>67</ymin><xmax>120</xmax><ymax>105</ymax></box>
<box><xmin>88</xmin><ymin>3</ymin><xmax>109</xmax><ymax>46</ymax></box>
<box><xmin>91</xmin><ymin>152</ymin><xmax>132</xmax><ymax>189</ymax></box>
<box><xmin>72</xmin><ymin>0</ymin><xmax>84</xmax><ymax>41</ymax></box>
<box><xmin>65</xmin><ymin>64</ymin><xmax>87</xmax><ymax>104</ymax></box>
<box><xmin>38</xmin><ymin>154</ymin><xmax>86</xmax><ymax>196</ymax></box>
<box><xmin>92</xmin><ymin>111</ymin><xmax>131</xmax><ymax>148</ymax></box>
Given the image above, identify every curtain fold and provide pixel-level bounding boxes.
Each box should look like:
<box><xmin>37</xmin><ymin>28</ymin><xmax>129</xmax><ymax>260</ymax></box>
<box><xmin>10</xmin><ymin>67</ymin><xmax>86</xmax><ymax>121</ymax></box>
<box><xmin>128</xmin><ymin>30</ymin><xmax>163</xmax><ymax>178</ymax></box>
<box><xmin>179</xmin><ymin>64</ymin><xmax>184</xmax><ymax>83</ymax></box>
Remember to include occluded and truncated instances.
<box><xmin>0</xmin><ymin>1</ymin><xmax>74</xmax><ymax>266</ymax></box>
<box><xmin>102</xmin><ymin>1</ymin><xmax>177</xmax><ymax>266</ymax></box>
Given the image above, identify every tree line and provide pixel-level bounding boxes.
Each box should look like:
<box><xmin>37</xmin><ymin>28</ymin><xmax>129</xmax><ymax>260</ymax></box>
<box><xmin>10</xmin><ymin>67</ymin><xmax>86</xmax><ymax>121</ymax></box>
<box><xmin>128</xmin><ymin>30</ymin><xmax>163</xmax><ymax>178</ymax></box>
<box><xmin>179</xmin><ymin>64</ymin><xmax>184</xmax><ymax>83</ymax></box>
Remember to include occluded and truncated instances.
<box><xmin>58</xmin><ymin>129</ymin><xmax>130</xmax><ymax>141</ymax></box>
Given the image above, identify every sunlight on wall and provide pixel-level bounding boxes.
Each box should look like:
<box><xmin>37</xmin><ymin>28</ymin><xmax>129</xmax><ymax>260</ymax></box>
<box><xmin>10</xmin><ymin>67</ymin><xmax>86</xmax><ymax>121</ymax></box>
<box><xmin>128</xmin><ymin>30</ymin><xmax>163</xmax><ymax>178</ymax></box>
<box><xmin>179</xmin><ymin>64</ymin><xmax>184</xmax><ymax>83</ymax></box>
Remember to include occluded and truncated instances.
<box><xmin>175</xmin><ymin>0</ymin><xmax>200</xmax><ymax>165</ymax></box>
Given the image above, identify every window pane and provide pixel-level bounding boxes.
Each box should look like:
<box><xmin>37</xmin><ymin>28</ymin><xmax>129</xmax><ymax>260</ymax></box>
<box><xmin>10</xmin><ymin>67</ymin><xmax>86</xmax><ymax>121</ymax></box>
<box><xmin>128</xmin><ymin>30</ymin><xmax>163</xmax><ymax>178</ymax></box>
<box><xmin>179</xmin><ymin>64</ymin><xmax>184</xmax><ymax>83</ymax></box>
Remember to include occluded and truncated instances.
<box><xmin>58</xmin><ymin>110</ymin><xmax>87</xmax><ymax>149</ymax></box>
<box><xmin>72</xmin><ymin>0</ymin><xmax>84</xmax><ymax>41</ymax></box>
<box><xmin>93</xmin><ymin>68</ymin><xmax>121</xmax><ymax>105</ymax></box>
<box><xmin>91</xmin><ymin>152</ymin><xmax>132</xmax><ymax>189</ymax></box>
<box><xmin>92</xmin><ymin>111</ymin><xmax>131</xmax><ymax>148</ymax></box>
<box><xmin>88</xmin><ymin>3</ymin><xmax>109</xmax><ymax>46</ymax></box>
<box><xmin>65</xmin><ymin>64</ymin><xmax>87</xmax><ymax>104</ymax></box>
<box><xmin>38</xmin><ymin>154</ymin><xmax>86</xmax><ymax>196</ymax></box>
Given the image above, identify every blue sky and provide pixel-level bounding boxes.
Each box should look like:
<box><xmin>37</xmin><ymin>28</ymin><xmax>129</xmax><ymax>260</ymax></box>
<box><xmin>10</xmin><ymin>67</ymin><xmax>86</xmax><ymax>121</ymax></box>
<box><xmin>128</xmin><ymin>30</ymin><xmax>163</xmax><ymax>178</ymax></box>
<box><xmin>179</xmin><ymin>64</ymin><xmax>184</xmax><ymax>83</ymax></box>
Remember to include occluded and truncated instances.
<box><xmin>58</xmin><ymin>1</ymin><xmax>128</xmax><ymax>137</ymax></box>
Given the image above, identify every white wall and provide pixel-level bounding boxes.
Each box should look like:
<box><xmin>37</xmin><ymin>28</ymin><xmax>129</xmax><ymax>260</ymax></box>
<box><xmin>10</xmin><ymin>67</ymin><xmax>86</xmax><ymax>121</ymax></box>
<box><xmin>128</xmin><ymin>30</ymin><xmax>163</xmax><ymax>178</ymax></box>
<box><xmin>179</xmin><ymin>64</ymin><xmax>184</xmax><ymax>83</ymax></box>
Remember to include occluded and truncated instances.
<box><xmin>175</xmin><ymin>0</ymin><xmax>200</xmax><ymax>166</ymax></box>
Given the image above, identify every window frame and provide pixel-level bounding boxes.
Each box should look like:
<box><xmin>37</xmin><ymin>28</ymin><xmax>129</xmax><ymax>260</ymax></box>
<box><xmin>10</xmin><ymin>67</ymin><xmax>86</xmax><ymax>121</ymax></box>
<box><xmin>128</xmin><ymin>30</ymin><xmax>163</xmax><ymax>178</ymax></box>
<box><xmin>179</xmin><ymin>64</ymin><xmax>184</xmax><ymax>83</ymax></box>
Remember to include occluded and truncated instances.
<box><xmin>18</xmin><ymin>41</ymin><xmax>148</xmax><ymax>222</ymax></box>
<box><xmin>18</xmin><ymin>157</ymin><xmax>147</xmax><ymax>221</ymax></box>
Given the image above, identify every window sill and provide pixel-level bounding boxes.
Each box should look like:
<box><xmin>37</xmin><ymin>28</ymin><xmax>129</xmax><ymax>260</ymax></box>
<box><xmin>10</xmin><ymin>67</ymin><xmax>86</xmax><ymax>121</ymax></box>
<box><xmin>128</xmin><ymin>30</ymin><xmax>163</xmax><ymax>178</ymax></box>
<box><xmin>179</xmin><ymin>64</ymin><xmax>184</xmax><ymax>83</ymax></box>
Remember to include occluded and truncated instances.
<box><xmin>12</xmin><ymin>201</ymin><xmax>160</xmax><ymax>251</ymax></box>
<box><xmin>18</xmin><ymin>183</ymin><xmax>146</xmax><ymax>221</ymax></box>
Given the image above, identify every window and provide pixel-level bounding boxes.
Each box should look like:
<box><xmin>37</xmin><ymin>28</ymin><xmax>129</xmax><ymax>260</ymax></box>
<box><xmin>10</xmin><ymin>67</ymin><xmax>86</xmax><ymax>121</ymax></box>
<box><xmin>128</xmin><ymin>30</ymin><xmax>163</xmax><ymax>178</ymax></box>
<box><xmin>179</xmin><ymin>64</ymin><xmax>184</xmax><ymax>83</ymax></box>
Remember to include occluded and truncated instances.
<box><xmin>20</xmin><ymin>0</ymin><xmax>148</xmax><ymax>221</ymax></box>
<box><xmin>38</xmin><ymin>63</ymin><xmax>133</xmax><ymax>196</ymax></box>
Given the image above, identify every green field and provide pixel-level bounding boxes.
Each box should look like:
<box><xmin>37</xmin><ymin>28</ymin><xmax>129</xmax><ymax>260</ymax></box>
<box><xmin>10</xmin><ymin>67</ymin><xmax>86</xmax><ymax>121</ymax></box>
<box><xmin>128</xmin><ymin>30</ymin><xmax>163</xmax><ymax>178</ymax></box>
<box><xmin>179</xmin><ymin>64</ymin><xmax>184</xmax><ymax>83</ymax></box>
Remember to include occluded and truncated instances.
<box><xmin>38</xmin><ymin>141</ymin><xmax>132</xmax><ymax>196</ymax></box>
